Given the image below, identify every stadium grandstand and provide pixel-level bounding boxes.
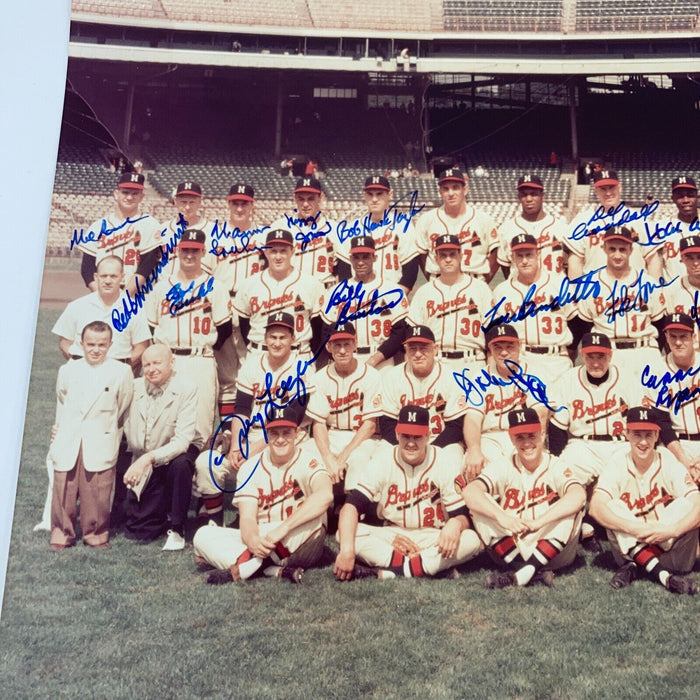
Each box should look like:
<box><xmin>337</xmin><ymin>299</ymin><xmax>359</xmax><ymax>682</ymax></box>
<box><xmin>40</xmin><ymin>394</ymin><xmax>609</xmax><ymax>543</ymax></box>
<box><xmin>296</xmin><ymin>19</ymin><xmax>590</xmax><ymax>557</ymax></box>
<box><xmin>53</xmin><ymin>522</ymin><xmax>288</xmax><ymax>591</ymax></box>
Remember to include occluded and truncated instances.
<box><xmin>48</xmin><ymin>2</ymin><xmax>699</xmax><ymax>256</ymax></box>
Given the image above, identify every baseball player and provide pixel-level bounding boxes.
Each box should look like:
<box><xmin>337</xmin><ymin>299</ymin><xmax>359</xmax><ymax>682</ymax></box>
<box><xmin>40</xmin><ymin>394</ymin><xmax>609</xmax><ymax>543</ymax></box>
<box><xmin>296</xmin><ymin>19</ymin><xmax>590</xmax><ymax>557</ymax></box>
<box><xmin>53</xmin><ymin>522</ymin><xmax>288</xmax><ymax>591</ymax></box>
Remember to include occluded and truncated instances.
<box><xmin>270</xmin><ymin>176</ymin><xmax>337</xmax><ymax>288</ymax></box>
<box><xmin>193</xmin><ymin>406</ymin><xmax>333</xmax><ymax>585</ymax></box>
<box><xmin>408</xmin><ymin>233</ymin><xmax>492</xmax><ymax>371</ymax></box>
<box><xmin>463</xmin><ymin>407</ymin><xmax>586</xmax><ymax>588</ymax></box>
<box><xmin>377</xmin><ymin>325</ymin><xmax>468</xmax><ymax>464</ymax></box>
<box><xmin>333</xmin><ymin>405</ymin><xmax>482</xmax><ymax>580</ymax></box>
<box><xmin>589</xmin><ymin>406</ymin><xmax>699</xmax><ymax>594</ymax></box>
<box><xmin>462</xmin><ymin>325</ymin><xmax>549</xmax><ymax>480</ymax></box>
<box><xmin>234</xmin><ymin>229</ymin><xmax>324</xmax><ymax>358</ymax></box>
<box><xmin>414</xmin><ymin>167</ymin><xmax>499</xmax><ymax>282</ymax></box>
<box><xmin>663</xmin><ymin>236</ymin><xmax>700</xmax><ymax>347</ymax></box>
<box><xmin>162</xmin><ymin>181</ymin><xmax>217</xmax><ymax>276</ymax></box>
<box><xmin>335</xmin><ymin>175</ymin><xmax>420</xmax><ymax>294</ymax></box>
<box><xmin>496</xmin><ymin>174</ymin><xmax>567</xmax><ymax>278</ymax></box>
<box><xmin>211</xmin><ymin>183</ymin><xmax>268</xmax><ymax>416</ymax></box>
<box><xmin>305</xmin><ymin>322</ymin><xmax>382</xmax><ymax>486</ymax></box>
<box><xmin>321</xmin><ymin>235</ymin><xmax>409</xmax><ymax>370</ymax></box>
<box><xmin>490</xmin><ymin>233</ymin><xmax>575</xmax><ymax>386</ymax></box>
<box><xmin>147</xmin><ymin>229</ymin><xmax>233</xmax><ymax>442</ymax></box>
<box><xmin>77</xmin><ymin>171</ymin><xmax>164</xmax><ymax>295</ymax></box>
<box><xmin>566</xmin><ymin>169</ymin><xmax>662</xmax><ymax>279</ymax></box>
<box><xmin>576</xmin><ymin>226</ymin><xmax>666</xmax><ymax>381</ymax></box>
<box><xmin>657</xmin><ymin>176</ymin><xmax>700</xmax><ymax>281</ymax></box>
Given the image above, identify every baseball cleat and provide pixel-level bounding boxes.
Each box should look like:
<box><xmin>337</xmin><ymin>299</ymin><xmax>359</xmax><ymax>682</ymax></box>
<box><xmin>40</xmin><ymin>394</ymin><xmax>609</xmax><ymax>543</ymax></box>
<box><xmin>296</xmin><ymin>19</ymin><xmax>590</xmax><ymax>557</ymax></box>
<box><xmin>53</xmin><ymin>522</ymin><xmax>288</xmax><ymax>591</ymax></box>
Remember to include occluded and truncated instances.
<box><xmin>609</xmin><ymin>562</ymin><xmax>637</xmax><ymax>589</ymax></box>
<box><xmin>351</xmin><ymin>563</ymin><xmax>380</xmax><ymax>580</ymax></box>
<box><xmin>531</xmin><ymin>569</ymin><xmax>555</xmax><ymax>587</ymax></box>
<box><xmin>279</xmin><ymin>566</ymin><xmax>304</xmax><ymax>584</ymax></box>
<box><xmin>33</xmin><ymin>521</ymin><xmax>51</xmax><ymax>533</ymax></box>
<box><xmin>162</xmin><ymin>530</ymin><xmax>185</xmax><ymax>551</ymax></box>
<box><xmin>485</xmin><ymin>571</ymin><xmax>517</xmax><ymax>589</ymax></box>
<box><xmin>206</xmin><ymin>568</ymin><xmax>234</xmax><ymax>585</ymax></box>
<box><xmin>666</xmin><ymin>575</ymin><xmax>698</xmax><ymax>595</ymax></box>
<box><xmin>581</xmin><ymin>536</ymin><xmax>603</xmax><ymax>554</ymax></box>
<box><xmin>194</xmin><ymin>555</ymin><xmax>215</xmax><ymax>572</ymax></box>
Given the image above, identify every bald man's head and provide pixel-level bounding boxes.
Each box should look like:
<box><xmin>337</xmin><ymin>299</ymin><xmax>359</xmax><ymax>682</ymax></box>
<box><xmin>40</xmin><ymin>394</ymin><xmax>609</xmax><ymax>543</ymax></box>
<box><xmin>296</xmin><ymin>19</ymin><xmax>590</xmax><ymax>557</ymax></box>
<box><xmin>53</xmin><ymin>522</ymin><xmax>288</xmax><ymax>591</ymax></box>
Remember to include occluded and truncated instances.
<box><xmin>142</xmin><ymin>344</ymin><xmax>174</xmax><ymax>387</ymax></box>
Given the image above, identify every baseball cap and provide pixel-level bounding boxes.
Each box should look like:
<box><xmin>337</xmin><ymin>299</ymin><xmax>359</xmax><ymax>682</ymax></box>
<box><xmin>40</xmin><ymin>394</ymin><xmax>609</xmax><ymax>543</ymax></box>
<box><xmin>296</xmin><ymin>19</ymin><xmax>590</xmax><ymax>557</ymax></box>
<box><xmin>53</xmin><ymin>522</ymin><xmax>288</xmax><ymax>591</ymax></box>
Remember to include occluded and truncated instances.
<box><xmin>265</xmin><ymin>311</ymin><xmax>295</xmax><ymax>333</ymax></box>
<box><xmin>508</xmin><ymin>407</ymin><xmax>541</xmax><ymax>435</ymax></box>
<box><xmin>603</xmin><ymin>226</ymin><xmax>635</xmax><ymax>244</ymax></box>
<box><xmin>265</xmin><ymin>229</ymin><xmax>294</xmax><ymax>247</ymax></box>
<box><xmin>178</xmin><ymin>229</ymin><xmax>206</xmax><ymax>249</ymax></box>
<box><xmin>434</xmin><ymin>234</ymin><xmax>461</xmax><ymax>251</ymax></box>
<box><xmin>485</xmin><ymin>324</ymin><xmax>519</xmax><ymax>346</ymax></box>
<box><xmin>329</xmin><ymin>322</ymin><xmax>356</xmax><ymax>342</ymax></box>
<box><xmin>662</xmin><ymin>313</ymin><xmax>695</xmax><ymax>334</ymax></box>
<box><xmin>396</xmin><ymin>405</ymin><xmax>430</xmax><ymax>436</ymax></box>
<box><xmin>266</xmin><ymin>405</ymin><xmax>300</xmax><ymax>430</ymax></box>
<box><xmin>176</xmin><ymin>181</ymin><xmax>202</xmax><ymax>197</ymax></box>
<box><xmin>510</xmin><ymin>233</ymin><xmax>538</xmax><ymax>251</ymax></box>
<box><xmin>403</xmin><ymin>326</ymin><xmax>435</xmax><ymax>345</ymax></box>
<box><xmin>364</xmin><ymin>175</ymin><xmax>390</xmax><ymax>191</ymax></box>
<box><xmin>294</xmin><ymin>176</ymin><xmax>322</xmax><ymax>195</ymax></box>
<box><xmin>671</xmin><ymin>176</ymin><xmax>697</xmax><ymax>192</ymax></box>
<box><xmin>680</xmin><ymin>236</ymin><xmax>700</xmax><ymax>255</ymax></box>
<box><xmin>581</xmin><ymin>332</ymin><xmax>612</xmax><ymax>354</ymax></box>
<box><xmin>593</xmin><ymin>170</ymin><xmax>619</xmax><ymax>187</ymax></box>
<box><xmin>118</xmin><ymin>172</ymin><xmax>145</xmax><ymax>190</ymax></box>
<box><xmin>227</xmin><ymin>183</ymin><xmax>255</xmax><ymax>201</ymax></box>
<box><xmin>438</xmin><ymin>167</ymin><xmax>467</xmax><ymax>185</ymax></box>
<box><xmin>517</xmin><ymin>174</ymin><xmax>543</xmax><ymax>190</ymax></box>
<box><xmin>350</xmin><ymin>236</ymin><xmax>376</xmax><ymax>254</ymax></box>
<box><xmin>626</xmin><ymin>406</ymin><xmax>661</xmax><ymax>432</ymax></box>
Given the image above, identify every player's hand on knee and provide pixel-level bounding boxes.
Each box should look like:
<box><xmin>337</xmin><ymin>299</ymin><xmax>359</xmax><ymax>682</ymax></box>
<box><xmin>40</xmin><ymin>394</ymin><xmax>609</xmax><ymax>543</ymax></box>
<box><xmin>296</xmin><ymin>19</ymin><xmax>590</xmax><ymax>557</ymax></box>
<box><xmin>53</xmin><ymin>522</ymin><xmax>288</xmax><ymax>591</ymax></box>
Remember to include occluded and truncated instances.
<box><xmin>123</xmin><ymin>454</ymin><xmax>152</xmax><ymax>487</ymax></box>
<box><xmin>249</xmin><ymin>533</ymin><xmax>275</xmax><ymax>559</ymax></box>
<box><xmin>498</xmin><ymin>512</ymin><xmax>529</xmax><ymax>536</ymax></box>
<box><xmin>227</xmin><ymin>448</ymin><xmax>245</xmax><ymax>471</ymax></box>
<box><xmin>328</xmin><ymin>458</ymin><xmax>347</xmax><ymax>484</ymax></box>
<box><xmin>333</xmin><ymin>551</ymin><xmax>356</xmax><ymax>580</ymax></box>
<box><xmin>392</xmin><ymin>534</ymin><xmax>420</xmax><ymax>556</ymax></box>
<box><xmin>437</xmin><ymin>520</ymin><xmax>461</xmax><ymax>558</ymax></box>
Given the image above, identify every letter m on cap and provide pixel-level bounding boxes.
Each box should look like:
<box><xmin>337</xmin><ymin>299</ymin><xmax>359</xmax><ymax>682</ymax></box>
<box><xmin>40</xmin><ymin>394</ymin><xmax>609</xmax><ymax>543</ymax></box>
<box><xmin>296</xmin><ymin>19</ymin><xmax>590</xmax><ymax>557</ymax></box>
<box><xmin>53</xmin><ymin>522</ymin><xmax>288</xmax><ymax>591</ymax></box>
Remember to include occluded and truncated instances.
<box><xmin>273</xmin><ymin>408</ymin><xmax>285</xmax><ymax>421</ymax></box>
<box><xmin>302</xmin><ymin>178</ymin><xmax>311</xmax><ymax>187</ymax></box>
<box><xmin>237</xmin><ymin>185</ymin><xmax>246</xmax><ymax>194</ymax></box>
<box><xmin>407</xmin><ymin>411</ymin><xmax>417</xmax><ymax>423</ymax></box>
<box><xmin>516</xmin><ymin>411</ymin><xmax>526</xmax><ymax>423</ymax></box>
<box><xmin>444</xmin><ymin>169</ymin><xmax>454</xmax><ymax>177</ymax></box>
<box><xmin>130</xmin><ymin>173</ymin><xmax>140</xmax><ymax>183</ymax></box>
<box><xmin>639</xmin><ymin>409</ymin><xmax>648</xmax><ymax>420</ymax></box>
<box><xmin>372</xmin><ymin>176</ymin><xmax>380</xmax><ymax>185</ymax></box>
<box><xmin>412</xmin><ymin>327</ymin><xmax>422</xmax><ymax>336</ymax></box>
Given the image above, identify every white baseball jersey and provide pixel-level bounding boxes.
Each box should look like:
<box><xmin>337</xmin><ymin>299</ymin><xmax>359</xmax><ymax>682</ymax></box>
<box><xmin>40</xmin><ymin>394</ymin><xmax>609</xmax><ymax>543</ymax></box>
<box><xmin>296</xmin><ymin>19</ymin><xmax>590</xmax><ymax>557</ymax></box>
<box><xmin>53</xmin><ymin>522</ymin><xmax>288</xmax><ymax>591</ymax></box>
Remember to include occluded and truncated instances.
<box><xmin>147</xmin><ymin>272</ymin><xmax>230</xmax><ymax>351</ymax></box>
<box><xmin>161</xmin><ymin>216</ymin><xmax>217</xmax><ymax>276</ymax></box>
<box><xmin>595</xmin><ymin>449</ymin><xmax>698</xmax><ymax>521</ymax></box>
<box><xmin>320</xmin><ymin>276</ymin><xmax>409</xmax><ymax>353</ymax></box>
<box><xmin>236</xmin><ymin>351</ymin><xmax>316</xmax><ymax>423</ymax></box>
<box><xmin>305</xmin><ymin>361</ymin><xmax>382</xmax><ymax>431</ymax></box>
<box><xmin>414</xmin><ymin>205</ymin><xmax>499</xmax><ymax>277</ymax></box>
<box><xmin>490</xmin><ymin>271</ymin><xmax>575</xmax><ymax>349</ymax></box>
<box><xmin>655</xmin><ymin>215</ymin><xmax>700</xmax><ymax>281</ymax></box>
<box><xmin>347</xmin><ymin>442</ymin><xmax>465</xmax><ymax>528</ymax></box>
<box><xmin>476</xmin><ymin>451</ymin><xmax>582</xmax><ymax>521</ymax></box>
<box><xmin>663</xmin><ymin>277</ymin><xmax>700</xmax><ymax>349</ymax></box>
<box><xmin>233</xmin><ymin>446</ymin><xmax>330</xmax><ymax>525</ymax></box>
<box><xmin>233</xmin><ymin>267</ymin><xmax>323</xmax><ymax>354</ymax></box>
<box><xmin>379</xmin><ymin>361</ymin><xmax>468</xmax><ymax>440</ymax></box>
<box><xmin>408</xmin><ymin>274</ymin><xmax>492</xmax><ymax>356</ymax></box>
<box><xmin>211</xmin><ymin>220</ymin><xmax>268</xmax><ymax>294</ymax></box>
<box><xmin>496</xmin><ymin>212</ymin><xmax>567</xmax><ymax>273</ymax></box>
<box><xmin>270</xmin><ymin>214</ymin><xmax>338</xmax><ymax>287</ymax></box>
<box><xmin>577</xmin><ymin>267</ymin><xmax>665</xmax><ymax>344</ymax></box>
<box><xmin>78</xmin><ymin>212</ymin><xmax>163</xmax><ymax>283</ymax></box>
<box><xmin>52</xmin><ymin>291</ymin><xmax>151</xmax><ymax>359</ymax></box>
<box><xmin>550</xmin><ymin>364</ymin><xmax>640</xmax><ymax>438</ymax></box>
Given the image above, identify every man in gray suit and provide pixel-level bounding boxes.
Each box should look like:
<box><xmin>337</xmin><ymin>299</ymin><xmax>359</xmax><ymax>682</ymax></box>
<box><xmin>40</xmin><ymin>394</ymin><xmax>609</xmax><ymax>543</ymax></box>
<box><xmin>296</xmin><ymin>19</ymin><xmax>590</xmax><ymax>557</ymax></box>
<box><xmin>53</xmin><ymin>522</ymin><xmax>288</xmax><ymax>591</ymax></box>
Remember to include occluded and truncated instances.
<box><xmin>123</xmin><ymin>343</ymin><xmax>204</xmax><ymax>550</ymax></box>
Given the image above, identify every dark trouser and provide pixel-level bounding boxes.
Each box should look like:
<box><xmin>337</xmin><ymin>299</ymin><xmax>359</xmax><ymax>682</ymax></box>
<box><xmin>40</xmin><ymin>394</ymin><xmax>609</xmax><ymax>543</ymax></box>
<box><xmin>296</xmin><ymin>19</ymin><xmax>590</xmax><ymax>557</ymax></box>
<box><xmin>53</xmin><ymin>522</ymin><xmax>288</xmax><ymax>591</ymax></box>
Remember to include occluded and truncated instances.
<box><xmin>124</xmin><ymin>447</ymin><xmax>197</xmax><ymax>541</ymax></box>
<box><xmin>607</xmin><ymin>528</ymin><xmax>699</xmax><ymax>574</ymax></box>
<box><xmin>110</xmin><ymin>437</ymin><xmax>132</xmax><ymax>527</ymax></box>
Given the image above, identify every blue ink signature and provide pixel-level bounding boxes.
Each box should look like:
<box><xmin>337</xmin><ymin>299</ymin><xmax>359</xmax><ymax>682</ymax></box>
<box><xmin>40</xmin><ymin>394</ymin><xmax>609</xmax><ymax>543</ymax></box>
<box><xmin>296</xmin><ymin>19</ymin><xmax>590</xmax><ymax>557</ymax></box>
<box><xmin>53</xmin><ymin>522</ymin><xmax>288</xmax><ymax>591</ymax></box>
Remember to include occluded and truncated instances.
<box><xmin>70</xmin><ymin>214</ymin><xmax>149</xmax><ymax>250</ymax></box>
<box><xmin>111</xmin><ymin>215</ymin><xmax>187</xmax><ymax>332</ymax></box>
<box><xmin>336</xmin><ymin>190</ymin><xmax>425</xmax><ymax>242</ymax></box>
<box><xmin>166</xmin><ymin>277</ymin><xmax>215</xmax><ymax>315</ymax></box>
<box><xmin>641</xmin><ymin>363</ymin><xmax>700</xmax><ymax>415</ymax></box>
<box><xmin>209</xmin><ymin>220</ymin><xmax>270</xmax><ymax>257</ymax></box>
<box><xmin>484</xmin><ymin>267</ymin><xmax>603</xmax><ymax>332</ymax></box>
<box><xmin>569</xmin><ymin>200</ymin><xmax>659</xmax><ymax>241</ymax></box>
<box><xmin>325</xmin><ymin>279</ymin><xmax>404</xmax><ymax>324</ymax></box>
<box><xmin>453</xmin><ymin>360</ymin><xmax>562</xmax><ymax>412</ymax></box>
<box><xmin>605</xmin><ymin>271</ymin><xmax>677</xmax><ymax>323</ymax></box>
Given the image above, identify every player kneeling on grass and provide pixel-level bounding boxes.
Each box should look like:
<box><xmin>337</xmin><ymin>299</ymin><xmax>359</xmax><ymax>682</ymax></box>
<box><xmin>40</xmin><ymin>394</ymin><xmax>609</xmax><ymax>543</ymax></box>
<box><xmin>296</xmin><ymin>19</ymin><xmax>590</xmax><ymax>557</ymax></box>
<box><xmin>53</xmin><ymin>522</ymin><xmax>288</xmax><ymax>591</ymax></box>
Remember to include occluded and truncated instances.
<box><xmin>463</xmin><ymin>407</ymin><xmax>586</xmax><ymax>589</ymax></box>
<box><xmin>333</xmin><ymin>405</ymin><xmax>481</xmax><ymax>580</ymax></box>
<box><xmin>589</xmin><ymin>406</ymin><xmax>700</xmax><ymax>595</ymax></box>
<box><xmin>193</xmin><ymin>406</ymin><xmax>333</xmax><ymax>584</ymax></box>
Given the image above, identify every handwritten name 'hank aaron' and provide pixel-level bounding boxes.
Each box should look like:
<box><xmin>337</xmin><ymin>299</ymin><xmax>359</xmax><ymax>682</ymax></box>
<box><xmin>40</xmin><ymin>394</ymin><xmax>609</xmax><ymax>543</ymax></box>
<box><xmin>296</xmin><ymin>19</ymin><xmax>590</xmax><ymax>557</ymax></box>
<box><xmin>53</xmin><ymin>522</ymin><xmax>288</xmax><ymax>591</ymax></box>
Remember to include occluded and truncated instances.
<box><xmin>569</xmin><ymin>200</ymin><xmax>659</xmax><ymax>241</ymax></box>
<box><xmin>641</xmin><ymin>363</ymin><xmax>700</xmax><ymax>415</ymax></box>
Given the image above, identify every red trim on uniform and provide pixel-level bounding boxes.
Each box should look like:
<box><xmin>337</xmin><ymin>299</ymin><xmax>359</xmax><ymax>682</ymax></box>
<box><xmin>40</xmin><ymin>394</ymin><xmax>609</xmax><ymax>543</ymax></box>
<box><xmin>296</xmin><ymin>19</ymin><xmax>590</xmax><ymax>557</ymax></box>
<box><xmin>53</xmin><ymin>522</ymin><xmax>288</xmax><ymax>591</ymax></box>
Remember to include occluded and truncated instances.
<box><xmin>493</xmin><ymin>536</ymin><xmax>516</xmax><ymax>559</ymax></box>
<box><xmin>176</xmin><ymin>190</ymin><xmax>202</xmax><ymax>197</ymax></box>
<box><xmin>219</xmin><ymin>402</ymin><xmax>236</xmax><ymax>417</ymax></box>
<box><xmin>328</xmin><ymin>331</ymin><xmax>356</xmax><ymax>341</ymax></box>
<box><xmin>118</xmin><ymin>183</ymin><xmax>145</xmax><ymax>190</ymax></box>
<box><xmin>581</xmin><ymin>345</ymin><xmax>612</xmax><ymax>355</ymax></box>
<box><xmin>294</xmin><ymin>186</ymin><xmax>322</xmax><ymax>194</ymax></box>
<box><xmin>664</xmin><ymin>322</ymin><xmax>695</xmax><ymax>333</ymax></box>
<box><xmin>236</xmin><ymin>549</ymin><xmax>254</xmax><ymax>565</ymax></box>
<box><xmin>396</xmin><ymin>423</ymin><xmax>430</xmax><ymax>436</ymax></box>
<box><xmin>266</xmin><ymin>419</ymin><xmax>298</xmax><ymax>429</ymax></box>
<box><xmin>626</xmin><ymin>422</ymin><xmax>660</xmax><ymax>431</ymax></box>
<box><xmin>203</xmin><ymin>494</ymin><xmax>224</xmax><ymax>511</ymax></box>
<box><xmin>508</xmin><ymin>423</ymin><xmax>541</xmax><ymax>435</ymax></box>
<box><xmin>409</xmin><ymin>555</ymin><xmax>426</xmax><ymax>577</ymax></box>
<box><xmin>390</xmin><ymin>550</ymin><xmax>404</xmax><ymax>568</ymax></box>
<box><xmin>227</xmin><ymin>194</ymin><xmax>254</xmax><ymax>202</ymax></box>
<box><xmin>275</xmin><ymin>541</ymin><xmax>291</xmax><ymax>559</ymax></box>
<box><xmin>179</xmin><ymin>242</ymin><xmax>206</xmax><ymax>249</ymax></box>
<box><xmin>536</xmin><ymin>539</ymin><xmax>560</xmax><ymax>561</ymax></box>
<box><xmin>633</xmin><ymin>545</ymin><xmax>662</xmax><ymax>567</ymax></box>
<box><xmin>594</xmin><ymin>178</ymin><xmax>619</xmax><ymax>188</ymax></box>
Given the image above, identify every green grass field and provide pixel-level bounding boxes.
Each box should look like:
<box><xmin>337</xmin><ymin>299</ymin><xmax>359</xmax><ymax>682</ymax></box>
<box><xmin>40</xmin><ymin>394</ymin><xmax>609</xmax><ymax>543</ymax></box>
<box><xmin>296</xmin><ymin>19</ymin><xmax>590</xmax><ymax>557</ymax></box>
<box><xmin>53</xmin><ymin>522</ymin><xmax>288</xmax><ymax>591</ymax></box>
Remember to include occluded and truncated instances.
<box><xmin>0</xmin><ymin>309</ymin><xmax>698</xmax><ymax>699</ymax></box>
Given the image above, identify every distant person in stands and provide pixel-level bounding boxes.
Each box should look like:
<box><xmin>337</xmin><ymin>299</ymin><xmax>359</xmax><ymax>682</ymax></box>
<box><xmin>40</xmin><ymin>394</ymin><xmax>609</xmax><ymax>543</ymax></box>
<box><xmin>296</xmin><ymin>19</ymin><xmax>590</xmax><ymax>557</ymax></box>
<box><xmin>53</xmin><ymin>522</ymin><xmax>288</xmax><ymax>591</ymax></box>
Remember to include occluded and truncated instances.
<box><xmin>549</xmin><ymin>151</ymin><xmax>557</xmax><ymax>167</ymax></box>
<box><xmin>76</xmin><ymin>171</ymin><xmax>164</xmax><ymax>297</ymax></box>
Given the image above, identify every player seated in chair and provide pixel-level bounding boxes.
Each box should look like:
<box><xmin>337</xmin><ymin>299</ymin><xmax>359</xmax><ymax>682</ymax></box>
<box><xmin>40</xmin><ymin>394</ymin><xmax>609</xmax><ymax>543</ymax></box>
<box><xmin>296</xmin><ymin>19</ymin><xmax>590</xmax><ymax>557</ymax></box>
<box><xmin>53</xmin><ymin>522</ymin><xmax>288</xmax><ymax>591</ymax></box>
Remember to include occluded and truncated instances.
<box><xmin>193</xmin><ymin>405</ymin><xmax>333</xmax><ymax>584</ymax></box>
<box><xmin>333</xmin><ymin>405</ymin><xmax>481</xmax><ymax>580</ymax></box>
<box><xmin>463</xmin><ymin>407</ymin><xmax>586</xmax><ymax>588</ymax></box>
<box><xmin>589</xmin><ymin>406</ymin><xmax>700</xmax><ymax>595</ymax></box>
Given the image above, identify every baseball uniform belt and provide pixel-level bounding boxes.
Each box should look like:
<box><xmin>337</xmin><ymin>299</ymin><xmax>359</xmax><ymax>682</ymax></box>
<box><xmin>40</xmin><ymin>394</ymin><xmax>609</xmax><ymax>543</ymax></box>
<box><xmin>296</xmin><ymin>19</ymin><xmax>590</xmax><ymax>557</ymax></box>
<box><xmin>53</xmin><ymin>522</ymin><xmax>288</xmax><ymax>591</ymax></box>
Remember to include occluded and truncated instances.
<box><xmin>249</xmin><ymin>341</ymin><xmax>300</xmax><ymax>352</ymax></box>
<box><xmin>613</xmin><ymin>339</ymin><xmax>654</xmax><ymax>350</ymax></box>
<box><xmin>356</xmin><ymin>347</ymin><xmax>372</xmax><ymax>354</ymax></box>
<box><xmin>678</xmin><ymin>433</ymin><xmax>700</xmax><ymax>441</ymax></box>
<box><xmin>172</xmin><ymin>347</ymin><xmax>214</xmax><ymax>358</ymax></box>
<box><xmin>70</xmin><ymin>355</ymin><xmax>130</xmax><ymax>364</ymax></box>
<box><xmin>524</xmin><ymin>345</ymin><xmax>564</xmax><ymax>355</ymax></box>
<box><xmin>441</xmin><ymin>349</ymin><xmax>484</xmax><ymax>360</ymax></box>
<box><xmin>582</xmin><ymin>434</ymin><xmax>625</xmax><ymax>442</ymax></box>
